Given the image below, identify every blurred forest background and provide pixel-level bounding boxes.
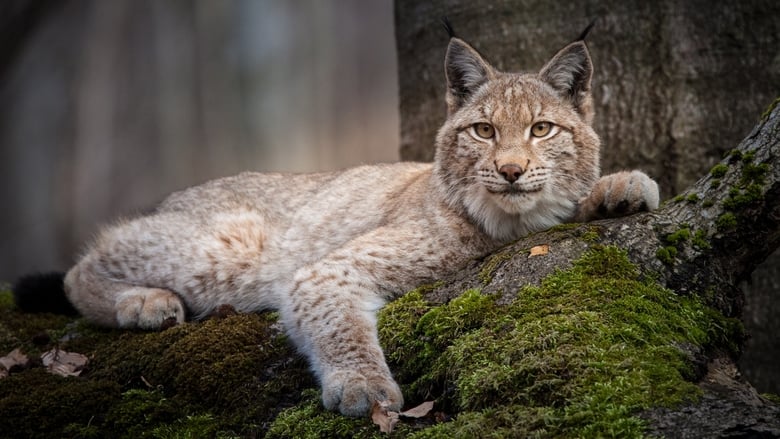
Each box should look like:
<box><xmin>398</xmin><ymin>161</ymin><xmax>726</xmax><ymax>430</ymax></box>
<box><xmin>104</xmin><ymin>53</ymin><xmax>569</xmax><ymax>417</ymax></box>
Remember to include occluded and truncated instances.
<box><xmin>0</xmin><ymin>0</ymin><xmax>398</xmax><ymax>281</ymax></box>
<box><xmin>1</xmin><ymin>0</ymin><xmax>778</xmax><ymax>395</ymax></box>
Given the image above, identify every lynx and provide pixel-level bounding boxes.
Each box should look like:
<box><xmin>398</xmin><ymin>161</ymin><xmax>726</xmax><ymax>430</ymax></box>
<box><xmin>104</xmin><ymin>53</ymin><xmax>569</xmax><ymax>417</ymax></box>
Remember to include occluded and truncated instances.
<box><xmin>16</xmin><ymin>25</ymin><xmax>658</xmax><ymax>417</ymax></box>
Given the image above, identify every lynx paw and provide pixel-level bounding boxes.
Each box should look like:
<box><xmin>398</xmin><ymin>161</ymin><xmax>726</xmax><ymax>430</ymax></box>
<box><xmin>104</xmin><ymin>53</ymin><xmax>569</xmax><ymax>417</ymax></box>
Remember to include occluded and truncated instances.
<box><xmin>577</xmin><ymin>170</ymin><xmax>659</xmax><ymax>221</ymax></box>
<box><xmin>115</xmin><ymin>287</ymin><xmax>185</xmax><ymax>329</ymax></box>
<box><xmin>321</xmin><ymin>369</ymin><xmax>403</xmax><ymax>417</ymax></box>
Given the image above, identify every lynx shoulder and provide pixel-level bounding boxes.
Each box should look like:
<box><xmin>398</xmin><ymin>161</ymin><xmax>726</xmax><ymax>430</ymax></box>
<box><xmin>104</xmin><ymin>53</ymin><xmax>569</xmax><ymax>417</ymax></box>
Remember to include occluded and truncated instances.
<box><xmin>15</xmin><ymin>24</ymin><xmax>658</xmax><ymax>418</ymax></box>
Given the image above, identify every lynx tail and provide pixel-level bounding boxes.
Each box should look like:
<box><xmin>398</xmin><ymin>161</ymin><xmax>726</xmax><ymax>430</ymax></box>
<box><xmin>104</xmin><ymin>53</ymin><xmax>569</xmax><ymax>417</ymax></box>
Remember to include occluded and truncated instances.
<box><xmin>12</xmin><ymin>272</ymin><xmax>79</xmax><ymax>316</ymax></box>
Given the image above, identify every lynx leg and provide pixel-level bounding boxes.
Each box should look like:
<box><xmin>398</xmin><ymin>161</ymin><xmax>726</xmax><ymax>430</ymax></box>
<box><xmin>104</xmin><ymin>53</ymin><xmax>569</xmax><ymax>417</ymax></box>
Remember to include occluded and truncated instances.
<box><xmin>284</xmin><ymin>267</ymin><xmax>403</xmax><ymax>417</ymax></box>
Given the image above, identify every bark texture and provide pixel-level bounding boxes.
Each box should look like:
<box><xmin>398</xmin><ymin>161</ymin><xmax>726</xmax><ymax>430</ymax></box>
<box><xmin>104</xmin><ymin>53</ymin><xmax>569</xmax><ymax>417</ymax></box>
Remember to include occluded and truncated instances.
<box><xmin>395</xmin><ymin>0</ymin><xmax>780</xmax><ymax>395</ymax></box>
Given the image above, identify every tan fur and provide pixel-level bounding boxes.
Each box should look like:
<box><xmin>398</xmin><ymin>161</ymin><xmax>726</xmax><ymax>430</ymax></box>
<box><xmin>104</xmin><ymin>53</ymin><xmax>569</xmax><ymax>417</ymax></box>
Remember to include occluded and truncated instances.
<box><xmin>63</xmin><ymin>32</ymin><xmax>658</xmax><ymax>417</ymax></box>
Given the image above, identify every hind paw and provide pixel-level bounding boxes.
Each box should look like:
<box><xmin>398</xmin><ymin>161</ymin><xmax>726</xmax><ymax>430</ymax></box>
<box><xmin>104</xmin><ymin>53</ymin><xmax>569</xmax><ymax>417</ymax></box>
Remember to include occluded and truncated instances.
<box><xmin>115</xmin><ymin>287</ymin><xmax>185</xmax><ymax>329</ymax></box>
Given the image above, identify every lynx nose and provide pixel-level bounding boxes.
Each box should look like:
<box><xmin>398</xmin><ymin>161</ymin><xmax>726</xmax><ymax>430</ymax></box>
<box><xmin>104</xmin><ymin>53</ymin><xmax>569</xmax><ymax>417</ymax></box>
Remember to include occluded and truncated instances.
<box><xmin>498</xmin><ymin>163</ymin><xmax>525</xmax><ymax>183</ymax></box>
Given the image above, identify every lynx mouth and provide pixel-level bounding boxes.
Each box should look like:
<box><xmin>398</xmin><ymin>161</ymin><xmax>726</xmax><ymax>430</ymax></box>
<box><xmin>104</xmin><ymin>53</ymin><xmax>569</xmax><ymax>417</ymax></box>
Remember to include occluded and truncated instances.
<box><xmin>486</xmin><ymin>186</ymin><xmax>543</xmax><ymax>195</ymax></box>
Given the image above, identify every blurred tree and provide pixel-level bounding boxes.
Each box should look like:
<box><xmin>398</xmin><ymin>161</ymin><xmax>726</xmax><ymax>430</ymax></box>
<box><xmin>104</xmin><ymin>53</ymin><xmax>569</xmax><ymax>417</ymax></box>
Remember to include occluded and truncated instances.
<box><xmin>0</xmin><ymin>0</ymin><xmax>398</xmax><ymax>281</ymax></box>
<box><xmin>395</xmin><ymin>0</ymin><xmax>780</xmax><ymax>394</ymax></box>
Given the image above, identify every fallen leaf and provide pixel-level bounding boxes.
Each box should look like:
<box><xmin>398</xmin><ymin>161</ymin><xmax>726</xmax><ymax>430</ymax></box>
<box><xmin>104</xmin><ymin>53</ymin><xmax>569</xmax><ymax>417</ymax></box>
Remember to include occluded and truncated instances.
<box><xmin>41</xmin><ymin>348</ymin><xmax>88</xmax><ymax>377</ymax></box>
<box><xmin>529</xmin><ymin>244</ymin><xmax>550</xmax><ymax>258</ymax></box>
<box><xmin>400</xmin><ymin>400</ymin><xmax>435</xmax><ymax>418</ymax></box>
<box><xmin>0</xmin><ymin>348</ymin><xmax>29</xmax><ymax>378</ymax></box>
<box><xmin>371</xmin><ymin>401</ymin><xmax>399</xmax><ymax>433</ymax></box>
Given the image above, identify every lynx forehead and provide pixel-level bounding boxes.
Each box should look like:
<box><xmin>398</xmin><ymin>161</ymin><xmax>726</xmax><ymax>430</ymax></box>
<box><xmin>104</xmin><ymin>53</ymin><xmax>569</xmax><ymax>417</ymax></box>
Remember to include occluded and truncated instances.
<box><xmin>18</xmin><ymin>22</ymin><xmax>659</xmax><ymax>420</ymax></box>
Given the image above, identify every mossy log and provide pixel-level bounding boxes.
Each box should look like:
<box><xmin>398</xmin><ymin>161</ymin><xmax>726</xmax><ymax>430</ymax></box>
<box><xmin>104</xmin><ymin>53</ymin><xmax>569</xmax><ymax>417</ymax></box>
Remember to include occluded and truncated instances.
<box><xmin>1</xmin><ymin>110</ymin><xmax>779</xmax><ymax>437</ymax></box>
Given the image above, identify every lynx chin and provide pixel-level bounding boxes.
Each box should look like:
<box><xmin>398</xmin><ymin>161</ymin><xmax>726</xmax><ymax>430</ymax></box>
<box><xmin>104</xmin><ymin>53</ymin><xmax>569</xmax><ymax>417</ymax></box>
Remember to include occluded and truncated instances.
<box><xmin>15</xmin><ymin>24</ymin><xmax>658</xmax><ymax>417</ymax></box>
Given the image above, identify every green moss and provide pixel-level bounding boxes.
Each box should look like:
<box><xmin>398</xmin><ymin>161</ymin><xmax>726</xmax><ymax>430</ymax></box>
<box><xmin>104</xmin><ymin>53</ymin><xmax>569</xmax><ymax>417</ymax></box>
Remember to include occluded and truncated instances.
<box><xmin>0</xmin><ymin>288</ymin><xmax>13</xmax><ymax>309</ymax></box>
<box><xmin>709</xmin><ymin>164</ymin><xmax>729</xmax><ymax>179</ymax></box>
<box><xmin>716</xmin><ymin>212</ymin><xmax>738</xmax><ymax>231</ymax></box>
<box><xmin>722</xmin><ymin>184</ymin><xmax>764</xmax><ymax>211</ymax></box>
<box><xmin>761</xmin><ymin>96</ymin><xmax>780</xmax><ymax>121</ymax></box>
<box><xmin>685</xmin><ymin>194</ymin><xmax>699</xmax><ymax>203</ymax></box>
<box><xmin>712</xmin><ymin>150</ymin><xmax>769</xmax><ymax>231</ymax></box>
<box><xmin>0</xmin><ymin>288</ymin><xmax>74</xmax><ymax>356</ymax></box>
<box><xmin>101</xmin><ymin>389</ymin><xmax>186</xmax><ymax>437</ymax></box>
<box><xmin>673</xmin><ymin>194</ymin><xmax>686</xmax><ymax>203</ymax></box>
<box><xmin>656</xmin><ymin>226</ymin><xmax>706</xmax><ymax>264</ymax></box>
<box><xmin>580</xmin><ymin>230</ymin><xmax>600</xmax><ymax>243</ymax></box>
<box><xmin>740</xmin><ymin>162</ymin><xmax>770</xmax><ymax>186</ymax></box>
<box><xmin>548</xmin><ymin>223</ymin><xmax>582</xmax><ymax>233</ymax></box>
<box><xmin>710</xmin><ymin>178</ymin><xmax>721</xmax><ymax>189</ymax></box>
<box><xmin>762</xmin><ymin>393</ymin><xmax>780</xmax><ymax>404</ymax></box>
<box><xmin>665</xmin><ymin>228</ymin><xmax>691</xmax><ymax>246</ymax></box>
<box><xmin>0</xmin><ymin>245</ymin><xmax>743</xmax><ymax>437</ymax></box>
<box><xmin>702</xmin><ymin>199</ymin><xmax>715</xmax><ymax>208</ymax></box>
<box><xmin>0</xmin><ymin>369</ymin><xmax>122</xmax><ymax>437</ymax></box>
<box><xmin>375</xmin><ymin>246</ymin><xmax>737</xmax><ymax>438</ymax></box>
<box><xmin>692</xmin><ymin>230</ymin><xmax>711</xmax><ymax>250</ymax></box>
<box><xmin>0</xmin><ymin>300</ymin><xmax>314</xmax><ymax>437</ymax></box>
<box><xmin>151</xmin><ymin>414</ymin><xmax>233</xmax><ymax>439</ymax></box>
<box><xmin>87</xmin><ymin>313</ymin><xmax>312</xmax><ymax>431</ymax></box>
<box><xmin>266</xmin><ymin>389</ymin><xmax>415</xmax><ymax>439</ymax></box>
<box><xmin>656</xmin><ymin>247</ymin><xmax>678</xmax><ymax>265</ymax></box>
<box><xmin>727</xmin><ymin>149</ymin><xmax>743</xmax><ymax>162</ymax></box>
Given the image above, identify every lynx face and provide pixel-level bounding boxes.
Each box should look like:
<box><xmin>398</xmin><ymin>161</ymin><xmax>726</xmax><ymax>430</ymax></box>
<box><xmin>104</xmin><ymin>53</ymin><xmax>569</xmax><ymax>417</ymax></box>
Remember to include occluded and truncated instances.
<box><xmin>434</xmin><ymin>35</ymin><xmax>601</xmax><ymax>240</ymax></box>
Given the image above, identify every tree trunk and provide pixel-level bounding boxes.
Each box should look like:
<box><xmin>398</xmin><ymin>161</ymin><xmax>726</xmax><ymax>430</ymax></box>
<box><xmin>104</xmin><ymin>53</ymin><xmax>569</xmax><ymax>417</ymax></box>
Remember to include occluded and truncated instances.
<box><xmin>395</xmin><ymin>0</ymin><xmax>780</xmax><ymax>397</ymax></box>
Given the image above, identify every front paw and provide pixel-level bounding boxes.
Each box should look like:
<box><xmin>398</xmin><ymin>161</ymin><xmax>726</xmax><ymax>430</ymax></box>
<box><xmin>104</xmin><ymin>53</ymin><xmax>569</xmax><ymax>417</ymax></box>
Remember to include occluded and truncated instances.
<box><xmin>576</xmin><ymin>170</ymin><xmax>659</xmax><ymax>221</ymax></box>
<box><xmin>321</xmin><ymin>369</ymin><xmax>403</xmax><ymax>417</ymax></box>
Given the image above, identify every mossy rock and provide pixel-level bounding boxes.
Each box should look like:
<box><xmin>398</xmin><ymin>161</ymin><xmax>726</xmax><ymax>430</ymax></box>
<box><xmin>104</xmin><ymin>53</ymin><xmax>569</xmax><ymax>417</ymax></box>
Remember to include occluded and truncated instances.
<box><xmin>0</xmin><ymin>247</ymin><xmax>741</xmax><ymax>437</ymax></box>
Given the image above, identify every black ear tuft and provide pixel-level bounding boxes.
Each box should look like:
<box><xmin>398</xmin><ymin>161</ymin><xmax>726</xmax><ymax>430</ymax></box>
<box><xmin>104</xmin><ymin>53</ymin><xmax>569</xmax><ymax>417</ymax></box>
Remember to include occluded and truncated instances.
<box><xmin>12</xmin><ymin>272</ymin><xmax>79</xmax><ymax>316</ymax></box>
<box><xmin>577</xmin><ymin>18</ymin><xmax>598</xmax><ymax>42</ymax></box>
<box><xmin>441</xmin><ymin>16</ymin><xmax>456</xmax><ymax>39</ymax></box>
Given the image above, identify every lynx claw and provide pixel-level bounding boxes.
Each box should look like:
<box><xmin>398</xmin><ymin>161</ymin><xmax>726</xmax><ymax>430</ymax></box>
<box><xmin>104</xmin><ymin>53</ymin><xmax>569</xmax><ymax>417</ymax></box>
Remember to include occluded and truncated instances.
<box><xmin>322</xmin><ymin>369</ymin><xmax>403</xmax><ymax>417</ymax></box>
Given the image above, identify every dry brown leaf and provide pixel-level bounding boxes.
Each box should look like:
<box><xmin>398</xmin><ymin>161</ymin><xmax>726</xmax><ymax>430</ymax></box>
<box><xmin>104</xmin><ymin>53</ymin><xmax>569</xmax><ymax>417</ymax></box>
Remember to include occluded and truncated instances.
<box><xmin>400</xmin><ymin>400</ymin><xmax>435</xmax><ymax>418</ymax></box>
<box><xmin>529</xmin><ymin>244</ymin><xmax>550</xmax><ymax>258</ymax></box>
<box><xmin>41</xmin><ymin>348</ymin><xmax>88</xmax><ymax>377</ymax></box>
<box><xmin>0</xmin><ymin>348</ymin><xmax>29</xmax><ymax>378</ymax></box>
<box><xmin>370</xmin><ymin>401</ymin><xmax>400</xmax><ymax>433</ymax></box>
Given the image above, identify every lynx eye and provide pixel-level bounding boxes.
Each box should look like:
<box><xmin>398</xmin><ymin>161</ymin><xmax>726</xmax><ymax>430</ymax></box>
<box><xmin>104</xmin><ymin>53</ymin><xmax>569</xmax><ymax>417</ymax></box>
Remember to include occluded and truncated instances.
<box><xmin>531</xmin><ymin>122</ymin><xmax>553</xmax><ymax>138</ymax></box>
<box><xmin>473</xmin><ymin>123</ymin><xmax>495</xmax><ymax>139</ymax></box>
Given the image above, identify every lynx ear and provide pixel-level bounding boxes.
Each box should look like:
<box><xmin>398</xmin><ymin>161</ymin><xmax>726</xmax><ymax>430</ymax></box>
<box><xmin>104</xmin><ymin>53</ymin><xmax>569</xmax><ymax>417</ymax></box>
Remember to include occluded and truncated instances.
<box><xmin>445</xmin><ymin>37</ymin><xmax>496</xmax><ymax>113</ymax></box>
<box><xmin>539</xmin><ymin>41</ymin><xmax>594</xmax><ymax>120</ymax></box>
